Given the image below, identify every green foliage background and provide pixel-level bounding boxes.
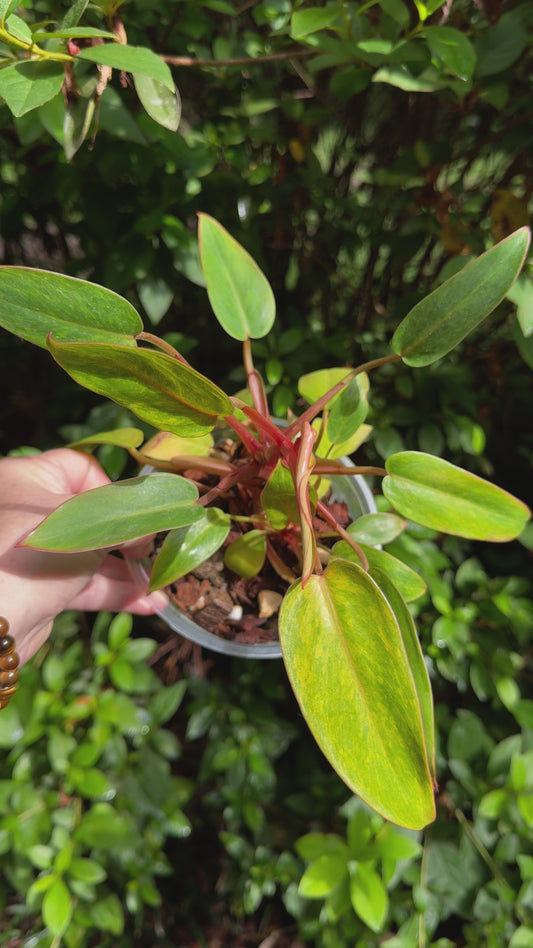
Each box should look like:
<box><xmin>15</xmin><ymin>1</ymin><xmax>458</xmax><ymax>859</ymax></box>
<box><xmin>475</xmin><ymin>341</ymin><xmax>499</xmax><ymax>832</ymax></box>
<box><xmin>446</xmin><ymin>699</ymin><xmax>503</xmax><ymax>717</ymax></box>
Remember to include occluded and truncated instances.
<box><xmin>1</xmin><ymin>0</ymin><xmax>533</xmax><ymax>945</ymax></box>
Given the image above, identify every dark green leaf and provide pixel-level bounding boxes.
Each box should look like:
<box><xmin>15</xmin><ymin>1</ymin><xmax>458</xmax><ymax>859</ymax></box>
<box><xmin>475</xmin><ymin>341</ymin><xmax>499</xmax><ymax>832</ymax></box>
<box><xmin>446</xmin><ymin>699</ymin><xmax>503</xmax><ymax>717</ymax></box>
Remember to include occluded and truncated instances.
<box><xmin>0</xmin><ymin>62</ymin><xmax>64</xmax><ymax>116</ymax></box>
<box><xmin>392</xmin><ymin>229</ymin><xmax>530</xmax><ymax>366</ymax></box>
<box><xmin>423</xmin><ymin>26</ymin><xmax>476</xmax><ymax>81</ymax></box>
<box><xmin>47</xmin><ymin>338</ymin><xmax>232</xmax><ymax>437</ymax></box>
<box><xmin>22</xmin><ymin>473</ymin><xmax>203</xmax><ymax>552</ymax></box>
<box><xmin>77</xmin><ymin>44</ymin><xmax>174</xmax><ymax>91</ymax></box>
<box><xmin>291</xmin><ymin>6</ymin><xmax>340</xmax><ymax>39</ymax></box>
<box><xmin>64</xmin><ymin>96</ymin><xmax>96</xmax><ymax>161</ymax></box>
<box><xmin>149</xmin><ymin>508</ymin><xmax>230</xmax><ymax>591</ymax></box>
<box><xmin>198</xmin><ymin>214</ymin><xmax>275</xmax><ymax>340</ymax></box>
<box><xmin>134</xmin><ymin>73</ymin><xmax>181</xmax><ymax>131</ymax></box>
<box><xmin>0</xmin><ymin>268</ymin><xmax>142</xmax><ymax>347</ymax></box>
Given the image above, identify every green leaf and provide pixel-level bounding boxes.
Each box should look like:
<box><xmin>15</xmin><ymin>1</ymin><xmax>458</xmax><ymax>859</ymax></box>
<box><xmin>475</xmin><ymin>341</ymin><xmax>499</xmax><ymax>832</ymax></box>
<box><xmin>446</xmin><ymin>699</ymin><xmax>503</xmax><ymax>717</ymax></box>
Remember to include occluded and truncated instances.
<box><xmin>33</xmin><ymin>27</ymin><xmax>116</xmax><ymax>40</ymax></box>
<box><xmin>508</xmin><ymin>273</ymin><xmax>533</xmax><ymax>338</ymax></box>
<box><xmin>291</xmin><ymin>6</ymin><xmax>340</xmax><ymax>39</ymax></box>
<box><xmin>332</xmin><ymin>541</ymin><xmax>427</xmax><ymax>602</ymax></box>
<box><xmin>298</xmin><ymin>854</ymin><xmax>348</xmax><ymax>898</ymax></box>
<box><xmin>475</xmin><ymin>12</ymin><xmax>527</xmax><ymax>78</ymax></box>
<box><xmin>149</xmin><ymin>507</ymin><xmax>230</xmax><ymax>591</ymax></box>
<box><xmin>327</xmin><ymin>374</ymin><xmax>369</xmax><ymax>445</ymax></box>
<box><xmin>47</xmin><ymin>338</ymin><xmax>232</xmax><ymax>437</ymax></box>
<box><xmin>134</xmin><ymin>73</ymin><xmax>181</xmax><ymax>131</ymax></box>
<box><xmin>64</xmin><ymin>96</ymin><xmax>96</xmax><ymax>161</ymax></box>
<box><xmin>77</xmin><ymin>44</ymin><xmax>174</xmax><ymax>91</ymax></box>
<box><xmin>5</xmin><ymin>13</ymin><xmax>32</xmax><ymax>44</ymax></box>
<box><xmin>280</xmin><ymin>559</ymin><xmax>435</xmax><ymax>829</ymax></box>
<box><xmin>75</xmin><ymin>804</ymin><xmax>132</xmax><ymax>849</ymax></box>
<box><xmin>89</xmin><ymin>893</ymin><xmax>124</xmax><ymax>934</ymax></box>
<box><xmin>298</xmin><ymin>367</ymin><xmax>351</xmax><ymax>405</ymax></box>
<box><xmin>0</xmin><ymin>61</ymin><xmax>64</xmax><ymax>116</ymax></box>
<box><xmin>69</xmin><ymin>857</ymin><xmax>107</xmax><ymax>884</ymax></box>
<box><xmin>372</xmin><ymin>63</ymin><xmax>447</xmax><ymax>92</ymax></box>
<box><xmin>0</xmin><ymin>0</ymin><xmax>22</xmax><ymax>22</ymax></box>
<box><xmin>0</xmin><ymin>268</ymin><xmax>142</xmax><ymax>347</ymax></box>
<box><xmin>67</xmin><ymin>427</ymin><xmax>145</xmax><ymax>451</ymax></box>
<box><xmin>261</xmin><ymin>460</ymin><xmax>299</xmax><ymax>529</ymax></box>
<box><xmin>198</xmin><ymin>214</ymin><xmax>275</xmax><ymax>340</ymax></box>
<box><xmin>423</xmin><ymin>26</ymin><xmax>476</xmax><ymax>81</ymax></box>
<box><xmin>224</xmin><ymin>529</ymin><xmax>267</xmax><ymax>579</ymax></box>
<box><xmin>413</xmin><ymin>0</ymin><xmax>444</xmax><ymax>20</ymax></box>
<box><xmin>22</xmin><ymin>473</ymin><xmax>203</xmax><ymax>552</ymax></box>
<box><xmin>369</xmin><ymin>567</ymin><xmax>436</xmax><ymax>782</ymax></box>
<box><xmin>42</xmin><ymin>877</ymin><xmax>73</xmax><ymax>936</ymax></box>
<box><xmin>383</xmin><ymin>452</ymin><xmax>531</xmax><ymax>541</ymax></box>
<box><xmin>350</xmin><ymin>863</ymin><xmax>389</xmax><ymax>932</ymax></box>
<box><xmin>392</xmin><ymin>229</ymin><xmax>531</xmax><ymax>366</ymax></box>
<box><xmin>138</xmin><ymin>275</ymin><xmax>174</xmax><ymax>325</ymax></box>
<box><xmin>148</xmin><ymin>680</ymin><xmax>187</xmax><ymax>725</ymax></box>
<box><xmin>346</xmin><ymin>512</ymin><xmax>406</xmax><ymax>546</ymax></box>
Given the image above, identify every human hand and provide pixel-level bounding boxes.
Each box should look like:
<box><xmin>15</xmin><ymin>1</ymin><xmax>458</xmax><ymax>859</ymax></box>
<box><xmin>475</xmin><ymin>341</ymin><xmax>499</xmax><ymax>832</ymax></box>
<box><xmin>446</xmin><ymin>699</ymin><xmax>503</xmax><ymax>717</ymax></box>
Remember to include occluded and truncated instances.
<box><xmin>0</xmin><ymin>448</ymin><xmax>166</xmax><ymax>665</ymax></box>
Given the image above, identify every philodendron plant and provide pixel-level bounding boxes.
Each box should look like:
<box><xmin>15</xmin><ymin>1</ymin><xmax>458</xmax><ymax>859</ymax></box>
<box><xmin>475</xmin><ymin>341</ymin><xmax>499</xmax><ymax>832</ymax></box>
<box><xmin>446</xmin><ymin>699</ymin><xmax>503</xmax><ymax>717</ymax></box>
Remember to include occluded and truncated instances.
<box><xmin>0</xmin><ymin>217</ymin><xmax>530</xmax><ymax>830</ymax></box>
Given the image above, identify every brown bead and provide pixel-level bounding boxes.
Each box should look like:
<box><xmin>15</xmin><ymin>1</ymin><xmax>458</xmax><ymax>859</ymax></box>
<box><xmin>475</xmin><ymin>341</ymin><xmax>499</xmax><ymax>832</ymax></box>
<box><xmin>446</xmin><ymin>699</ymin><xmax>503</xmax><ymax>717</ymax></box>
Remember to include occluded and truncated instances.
<box><xmin>0</xmin><ymin>685</ymin><xmax>17</xmax><ymax>709</ymax></box>
<box><xmin>0</xmin><ymin>668</ymin><xmax>19</xmax><ymax>687</ymax></box>
<box><xmin>0</xmin><ymin>617</ymin><xmax>9</xmax><ymax>636</ymax></box>
<box><xmin>0</xmin><ymin>634</ymin><xmax>15</xmax><ymax>654</ymax></box>
<box><xmin>0</xmin><ymin>653</ymin><xmax>18</xmax><ymax>670</ymax></box>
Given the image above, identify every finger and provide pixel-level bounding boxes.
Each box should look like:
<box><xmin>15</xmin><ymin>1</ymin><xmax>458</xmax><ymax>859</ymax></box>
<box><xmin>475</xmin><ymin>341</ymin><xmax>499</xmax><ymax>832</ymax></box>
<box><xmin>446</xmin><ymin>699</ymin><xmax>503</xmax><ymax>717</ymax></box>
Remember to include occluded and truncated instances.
<box><xmin>69</xmin><ymin>554</ymin><xmax>168</xmax><ymax>614</ymax></box>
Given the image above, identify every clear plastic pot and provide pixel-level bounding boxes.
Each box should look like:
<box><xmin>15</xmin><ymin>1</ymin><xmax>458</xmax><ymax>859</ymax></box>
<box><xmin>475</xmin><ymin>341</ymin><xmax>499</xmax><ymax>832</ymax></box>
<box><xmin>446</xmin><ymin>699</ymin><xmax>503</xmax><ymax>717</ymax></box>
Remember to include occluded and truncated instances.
<box><xmin>129</xmin><ymin>463</ymin><xmax>376</xmax><ymax>660</ymax></box>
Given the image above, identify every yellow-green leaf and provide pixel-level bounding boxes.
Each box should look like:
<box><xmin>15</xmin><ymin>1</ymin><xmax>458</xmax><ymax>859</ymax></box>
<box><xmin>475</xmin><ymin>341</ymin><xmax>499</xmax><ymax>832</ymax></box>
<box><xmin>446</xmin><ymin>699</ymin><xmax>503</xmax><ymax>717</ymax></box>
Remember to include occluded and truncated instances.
<box><xmin>383</xmin><ymin>451</ymin><xmax>531</xmax><ymax>541</ymax></box>
<box><xmin>47</xmin><ymin>338</ymin><xmax>232</xmax><ymax>438</ymax></box>
<box><xmin>280</xmin><ymin>559</ymin><xmax>435</xmax><ymax>829</ymax></box>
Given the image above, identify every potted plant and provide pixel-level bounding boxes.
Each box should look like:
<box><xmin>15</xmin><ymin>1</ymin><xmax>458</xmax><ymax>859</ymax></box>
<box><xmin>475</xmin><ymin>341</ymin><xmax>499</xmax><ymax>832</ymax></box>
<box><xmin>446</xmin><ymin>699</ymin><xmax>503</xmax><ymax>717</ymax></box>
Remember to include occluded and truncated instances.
<box><xmin>0</xmin><ymin>216</ymin><xmax>530</xmax><ymax>830</ymax></box>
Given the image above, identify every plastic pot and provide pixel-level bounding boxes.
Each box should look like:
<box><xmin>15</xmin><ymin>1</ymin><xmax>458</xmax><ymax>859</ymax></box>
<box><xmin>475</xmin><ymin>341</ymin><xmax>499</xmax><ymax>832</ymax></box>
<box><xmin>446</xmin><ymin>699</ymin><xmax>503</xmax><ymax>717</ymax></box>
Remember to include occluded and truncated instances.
<box><xmin>130</xmin><ymin>464</ymin><xmax>376</xmax><ymax>660</ymax></box>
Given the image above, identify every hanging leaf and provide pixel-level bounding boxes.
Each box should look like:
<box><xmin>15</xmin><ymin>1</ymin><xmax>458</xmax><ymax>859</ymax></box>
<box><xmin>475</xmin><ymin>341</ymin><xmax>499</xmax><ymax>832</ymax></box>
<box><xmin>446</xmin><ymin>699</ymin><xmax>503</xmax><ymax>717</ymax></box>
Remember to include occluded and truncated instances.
<box><xmin>22</xmin><ymin>473</ymin><xmax>203</xmax><ymax>552</ymax></box>
<box><xmin>134</xmin><ymin>74</ymin><xmax>181</xmax><ymax>131</ymax></box>
<box><xmin>198</xmin><ymin>214</ymin><xmax>275</xmax><ymax>340</ymax></box>
<box><xmin>42</xmin><ymin>877</ymin><xmax>73</xmax><ymax>936</ymax></box>
<box><xmin>224</xmin><ymin>529</ymin><xmax>267</xmax><ymax>579</ymax></box>
<box><xmin>149</xmin><ymin>508</ymin><xmax>230</xmax><ymax>591</ymax></box>
<box><xmin>280</xmin><ymin>559</ymin><xmax>435</xmax><ymax>829</ymax></box>
<box><xmin>0</xmin><ymin>268</ymin><xmax>142</xmax><ymax>347</ymax></box>
<box><xmin>383</xmin><ymin>452</ymin><xmax>531</xmax><ymax>540</ymax></box>
<box><xmin>392</xmin><ymin>228</ymin><xmax>530</xmax><ymax>366</ymax></box>
<box><xmin>47</xmin><ymin>338</ymin><xmax>232</xmax><ymax>438</ymax></box>
<box><xmin>64</xmin><ymin>96</ymin><xmax>96</xmax><ymax>161</ymax></box>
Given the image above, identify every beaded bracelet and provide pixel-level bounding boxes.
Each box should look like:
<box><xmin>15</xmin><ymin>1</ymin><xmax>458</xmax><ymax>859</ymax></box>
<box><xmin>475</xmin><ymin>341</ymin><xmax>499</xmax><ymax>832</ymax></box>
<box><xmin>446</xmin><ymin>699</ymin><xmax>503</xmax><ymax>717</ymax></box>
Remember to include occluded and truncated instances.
<box><xmin>0</xmin><ymin>618</ymin><xmax>19</xmax><ymax>709</ymax></box>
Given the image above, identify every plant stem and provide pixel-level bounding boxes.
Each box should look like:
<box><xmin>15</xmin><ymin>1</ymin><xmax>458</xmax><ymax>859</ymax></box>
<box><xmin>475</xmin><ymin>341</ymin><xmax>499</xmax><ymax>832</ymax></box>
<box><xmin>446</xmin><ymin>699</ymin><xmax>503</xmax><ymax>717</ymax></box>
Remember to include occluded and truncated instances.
<box><xmin>242</xmin><ymin>337</ymin><xmax>269</xmax><ymax>419</ymax></box>
<box><xmin>316</xmin><ymin>499</ymin><xmax>369</xmax><ymax>571</ymax></box>
<box><xmin>161</xmin><ymin>49</ymin><xmax>315</xmax><ymax>68</ymax></box>
<box><xmin>352</xmin><ymin>352</ymin><xmax>403</xmax><ymax>376</ymax></box>
<box><xmin>313</xmin><ymin>462</ymin><xmax>386</xmax><ymax>477</ymax></box>
<box><xmin>136</xmin><ymin>331</ymin><xmax>192</xmax><ymax>366</ymax></box>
